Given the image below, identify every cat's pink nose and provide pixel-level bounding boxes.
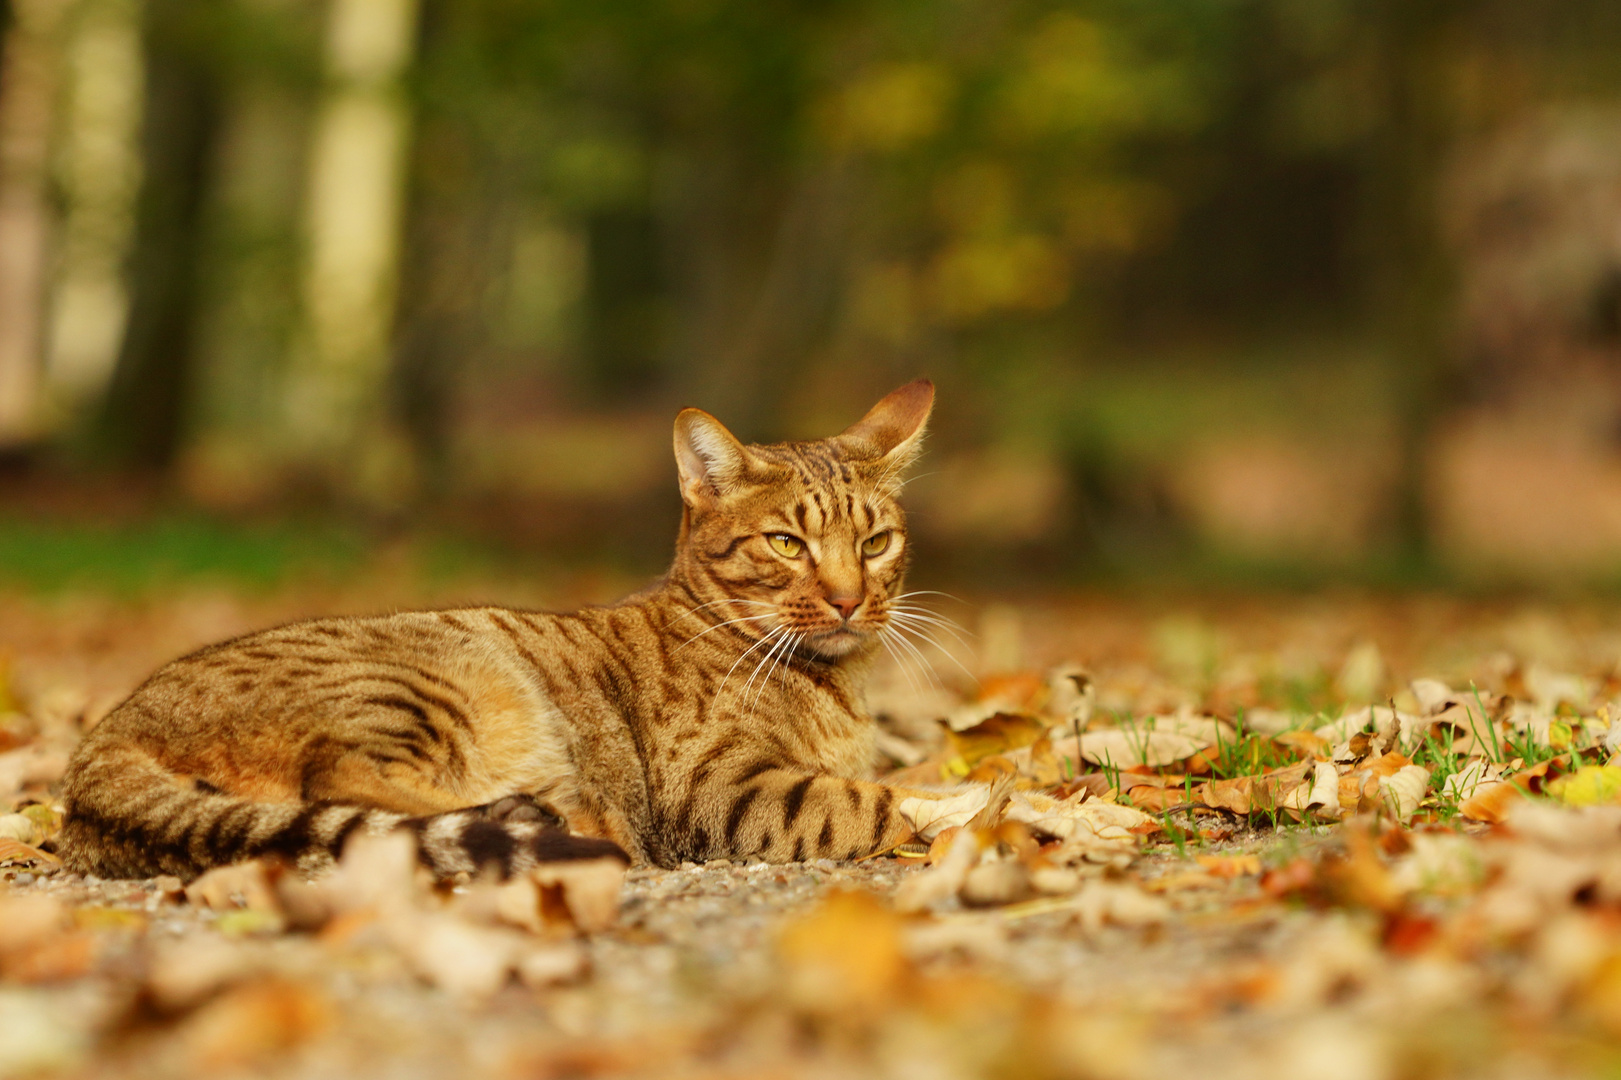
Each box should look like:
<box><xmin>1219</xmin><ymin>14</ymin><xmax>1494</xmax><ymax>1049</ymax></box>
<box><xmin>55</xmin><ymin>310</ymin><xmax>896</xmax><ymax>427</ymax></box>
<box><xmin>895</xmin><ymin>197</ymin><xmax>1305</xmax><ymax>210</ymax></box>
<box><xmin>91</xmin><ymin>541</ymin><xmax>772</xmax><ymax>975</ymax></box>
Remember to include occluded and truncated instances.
<box><xmin>827</xmin><ymin>596</ymin><xmax>861</xmax><ymax>621</ymax></box>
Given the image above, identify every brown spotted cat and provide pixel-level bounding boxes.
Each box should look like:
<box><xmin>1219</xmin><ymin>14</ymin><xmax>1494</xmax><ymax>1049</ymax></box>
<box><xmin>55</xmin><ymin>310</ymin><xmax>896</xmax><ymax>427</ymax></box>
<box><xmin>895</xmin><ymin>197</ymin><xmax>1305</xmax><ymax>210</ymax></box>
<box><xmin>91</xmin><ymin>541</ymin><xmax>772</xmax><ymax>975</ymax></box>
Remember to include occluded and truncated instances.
<box><xmin>60</xmin><ymin>380</ymin><xmax>939</xmax><ymax>880</ymax></box>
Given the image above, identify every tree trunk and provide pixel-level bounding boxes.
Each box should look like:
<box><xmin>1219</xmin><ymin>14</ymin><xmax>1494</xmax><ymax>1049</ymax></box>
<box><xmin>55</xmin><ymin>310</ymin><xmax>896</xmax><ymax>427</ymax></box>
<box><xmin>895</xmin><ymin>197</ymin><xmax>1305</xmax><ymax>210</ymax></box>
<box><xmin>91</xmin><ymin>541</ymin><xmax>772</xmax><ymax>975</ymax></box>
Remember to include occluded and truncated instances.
<box><xmin>0</xmin><ymin>0</ymin><xmax>64</xmax><ymax>449</ymax></box>
<box><xmin>95</xmin><ymin>0</ymin><xmax>220</xmax><ymax>471</ymax></box>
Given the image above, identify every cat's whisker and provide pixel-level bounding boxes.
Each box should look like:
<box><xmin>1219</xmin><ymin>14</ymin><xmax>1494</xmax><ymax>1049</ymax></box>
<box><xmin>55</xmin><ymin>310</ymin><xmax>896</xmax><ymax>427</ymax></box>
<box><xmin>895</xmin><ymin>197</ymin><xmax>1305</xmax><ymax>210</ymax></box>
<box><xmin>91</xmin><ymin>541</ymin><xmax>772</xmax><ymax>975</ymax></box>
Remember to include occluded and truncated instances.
<box><xmin>885</xmin><ymin>607</ymin><xmax>975</xmax><ymax>650</ymax></box>
<box><xmin>776</xmin><ymin>633</ymin><xmax>805</xmax><ymax>693</ymax></box>
<box><xmin>742</xmin><ymin>626</ymin><xmax>798</xmax><ymax>711</ymax></box>
<box><xmin>880</xmin><ymin>625</ymin><xmax>941</xmax><ymax>692</ymax></box>
<box><xmin>671</xmin><ymin>598</ymin><xmax>776</xmax><ymax>626</ymax></box>
<box><xmin>877</xmin><ymin>629</ymin><xmax>923</xmax><ymax>696</ymax></box>
<box><xmin>667</xmin><ymin>593</ymin><xmax>774</xmax><ymax>625</ymax></box>
<box><xmin>758</xmin><ymin>631</ymin><xmax>803</xmax><ymax>710</ymax></box>
<box><xmin>888</xmin><ymin>589</ymin><xmax>965</xmax><ymax>605</ymax></box>
<box><xmin>718</xmin><ymin>626</ymin><xmax>786</xmax><ymax>702</ymax></box>
<box><xmin>888</xmin><ymin>618</ymin><xmax>978</xmax><ymax>685</ymax></box>
<box><xmin>675</xmin><ymin>612</ymin><xmax>777</xmax><ymax>652</ymax></box>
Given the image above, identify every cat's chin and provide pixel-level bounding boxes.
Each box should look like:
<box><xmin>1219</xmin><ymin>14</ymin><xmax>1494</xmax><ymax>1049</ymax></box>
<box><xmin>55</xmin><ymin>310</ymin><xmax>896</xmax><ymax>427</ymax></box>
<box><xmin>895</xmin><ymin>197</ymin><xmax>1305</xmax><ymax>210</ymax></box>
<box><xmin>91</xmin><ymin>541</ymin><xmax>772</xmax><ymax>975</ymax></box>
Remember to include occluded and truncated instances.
<box><xmin>801</xmin><ymin>627</ymin><xmax>872</xmax><ymax>660</ymax></box>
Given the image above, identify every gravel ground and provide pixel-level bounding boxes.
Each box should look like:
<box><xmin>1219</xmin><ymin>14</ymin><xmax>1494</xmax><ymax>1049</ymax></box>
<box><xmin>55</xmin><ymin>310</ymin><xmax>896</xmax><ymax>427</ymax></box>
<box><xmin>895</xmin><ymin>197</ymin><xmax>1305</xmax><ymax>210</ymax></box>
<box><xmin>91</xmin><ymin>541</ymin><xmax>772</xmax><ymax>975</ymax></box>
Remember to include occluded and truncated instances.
<box><xmin>6</xmin><ymin>587</ymin><xmax>1621</xmax><ymax>1078</ymax></box>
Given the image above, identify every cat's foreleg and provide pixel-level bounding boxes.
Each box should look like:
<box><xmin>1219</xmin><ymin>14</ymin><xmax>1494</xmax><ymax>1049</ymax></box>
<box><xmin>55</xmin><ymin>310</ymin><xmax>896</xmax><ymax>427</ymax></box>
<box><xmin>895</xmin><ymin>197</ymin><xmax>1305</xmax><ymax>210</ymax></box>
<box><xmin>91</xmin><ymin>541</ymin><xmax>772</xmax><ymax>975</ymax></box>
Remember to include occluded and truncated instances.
<box><xmin>692</xmin><ymin>768</ymin><xmax>917</xmax><ymax>863</ymax></box>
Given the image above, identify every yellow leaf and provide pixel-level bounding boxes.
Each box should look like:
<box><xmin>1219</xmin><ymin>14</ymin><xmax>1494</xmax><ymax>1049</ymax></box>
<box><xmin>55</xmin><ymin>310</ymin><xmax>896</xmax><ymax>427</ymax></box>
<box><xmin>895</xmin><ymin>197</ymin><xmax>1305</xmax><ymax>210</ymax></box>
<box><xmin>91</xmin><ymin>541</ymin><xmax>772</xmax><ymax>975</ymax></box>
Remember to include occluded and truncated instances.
<box><xmin>1545</xmin><ymin>765</ymin><xmax>1621</xmax><ymax>807</ymax></box>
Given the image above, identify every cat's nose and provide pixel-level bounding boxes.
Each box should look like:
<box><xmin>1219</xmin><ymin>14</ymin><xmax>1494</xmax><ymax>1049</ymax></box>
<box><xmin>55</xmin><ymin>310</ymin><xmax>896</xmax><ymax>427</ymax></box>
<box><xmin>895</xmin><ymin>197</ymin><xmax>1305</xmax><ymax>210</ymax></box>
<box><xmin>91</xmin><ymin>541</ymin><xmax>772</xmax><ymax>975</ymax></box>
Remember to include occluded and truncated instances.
<box><xmin>827</xmin><ymin>596</ymin><xmax>861</xmax><ymax>621</ymax></box>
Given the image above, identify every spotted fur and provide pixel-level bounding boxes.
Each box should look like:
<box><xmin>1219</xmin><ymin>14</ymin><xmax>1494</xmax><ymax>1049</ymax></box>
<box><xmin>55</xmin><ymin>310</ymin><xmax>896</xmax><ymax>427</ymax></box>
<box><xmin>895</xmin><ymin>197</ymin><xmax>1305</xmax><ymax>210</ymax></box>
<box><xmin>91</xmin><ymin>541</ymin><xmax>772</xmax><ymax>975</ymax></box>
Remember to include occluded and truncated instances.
<box><xmin>60</xmin><ymin>380</ymin><xmax>937</xmax><ymax>879</ymax></box>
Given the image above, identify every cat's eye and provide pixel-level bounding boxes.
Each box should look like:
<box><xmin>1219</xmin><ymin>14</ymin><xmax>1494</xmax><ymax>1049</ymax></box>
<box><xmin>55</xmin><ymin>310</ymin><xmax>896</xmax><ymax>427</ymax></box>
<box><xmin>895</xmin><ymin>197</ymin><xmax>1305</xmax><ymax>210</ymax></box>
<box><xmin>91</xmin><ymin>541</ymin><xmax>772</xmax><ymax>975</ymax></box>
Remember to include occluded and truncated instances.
<box><xmin>767</xmin><ymin>533</ymin><xmax>805</xmax><ymax>558</ymax></box>
<box><xmin>861</xmin><ymin>531</ymin><xmax>891</xmax><ymax>557</ymax></box>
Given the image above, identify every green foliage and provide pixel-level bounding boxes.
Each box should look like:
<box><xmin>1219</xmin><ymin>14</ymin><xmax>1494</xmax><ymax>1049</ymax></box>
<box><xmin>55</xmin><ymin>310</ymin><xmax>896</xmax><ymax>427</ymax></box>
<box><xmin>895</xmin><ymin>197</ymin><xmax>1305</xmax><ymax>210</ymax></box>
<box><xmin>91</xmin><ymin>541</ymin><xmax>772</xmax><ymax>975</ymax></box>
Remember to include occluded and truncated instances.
<box><xmin>0</xmin><ymin>516</ymin><xmax>364</xmax><ymax>595</ymax></box>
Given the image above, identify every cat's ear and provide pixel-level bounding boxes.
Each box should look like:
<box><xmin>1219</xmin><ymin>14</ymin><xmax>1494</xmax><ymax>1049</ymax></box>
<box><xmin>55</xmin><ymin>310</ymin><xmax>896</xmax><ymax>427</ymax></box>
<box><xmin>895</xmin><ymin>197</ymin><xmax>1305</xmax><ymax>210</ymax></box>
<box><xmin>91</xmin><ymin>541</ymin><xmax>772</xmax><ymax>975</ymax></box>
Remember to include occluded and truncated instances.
<box><xmin>674</xmin><ymin>408</ymin><xmax>751</xmax><ymax>505</ymax></box>
<box><xmin>839</xmin><ymin>379</ymin><xmax>934</xmax><ymax>475</ymax></box>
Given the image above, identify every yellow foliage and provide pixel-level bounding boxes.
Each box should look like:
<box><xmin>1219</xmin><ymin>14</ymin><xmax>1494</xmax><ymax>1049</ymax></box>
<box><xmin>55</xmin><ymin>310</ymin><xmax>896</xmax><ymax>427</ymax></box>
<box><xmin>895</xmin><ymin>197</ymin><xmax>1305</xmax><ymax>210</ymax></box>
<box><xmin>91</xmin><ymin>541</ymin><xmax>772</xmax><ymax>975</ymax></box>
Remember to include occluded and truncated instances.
<box><xmin>1546</xmin><ymin>765</ymin><xmax>1621</xmax><ymax>807</ymax></box>
<box><xmin>819</xmin><ymin>62</ymin><xmax>952</xmax><ymax>153</ymax></box>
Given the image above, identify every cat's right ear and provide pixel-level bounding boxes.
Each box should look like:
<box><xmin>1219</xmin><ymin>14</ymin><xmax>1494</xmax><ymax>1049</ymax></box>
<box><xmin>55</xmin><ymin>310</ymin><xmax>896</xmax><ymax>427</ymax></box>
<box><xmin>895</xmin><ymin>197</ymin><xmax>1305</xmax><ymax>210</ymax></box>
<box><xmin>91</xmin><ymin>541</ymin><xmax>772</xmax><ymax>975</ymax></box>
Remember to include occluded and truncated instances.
<box><xmin>674</xmin><ymin>408</ymin><xmax>750</xmax><ymax>506</ymax></box>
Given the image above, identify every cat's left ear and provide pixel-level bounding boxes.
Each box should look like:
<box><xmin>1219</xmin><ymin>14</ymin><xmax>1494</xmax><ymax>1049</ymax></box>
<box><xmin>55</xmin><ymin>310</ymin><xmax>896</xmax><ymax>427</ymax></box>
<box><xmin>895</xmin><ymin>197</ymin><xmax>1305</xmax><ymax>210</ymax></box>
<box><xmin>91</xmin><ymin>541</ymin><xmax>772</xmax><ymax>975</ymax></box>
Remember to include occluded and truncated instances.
<box><xmin>838</xmin><ymin>379</ymin><xmax>934</xmax><ymax>477</ymax></box>
<box><xmin>674</xmin><ymin>407</ymin><xmax>752</xmax><ymax>506</ymax></box>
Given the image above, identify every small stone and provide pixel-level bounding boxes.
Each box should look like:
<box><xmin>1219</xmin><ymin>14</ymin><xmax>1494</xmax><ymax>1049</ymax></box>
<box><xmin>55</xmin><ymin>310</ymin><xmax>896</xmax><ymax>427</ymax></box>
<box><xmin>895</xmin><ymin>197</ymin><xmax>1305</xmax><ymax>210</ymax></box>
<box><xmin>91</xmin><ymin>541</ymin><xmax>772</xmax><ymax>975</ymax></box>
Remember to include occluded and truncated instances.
<box><xmin>707</xmin><ymin>859</ymin><xmax>733</xmax><ymax>870</ymax></box>
<box><xmin>14</xmin><ymin>873</ymin><xmax>34</xmax><ymax>886</ymax></box>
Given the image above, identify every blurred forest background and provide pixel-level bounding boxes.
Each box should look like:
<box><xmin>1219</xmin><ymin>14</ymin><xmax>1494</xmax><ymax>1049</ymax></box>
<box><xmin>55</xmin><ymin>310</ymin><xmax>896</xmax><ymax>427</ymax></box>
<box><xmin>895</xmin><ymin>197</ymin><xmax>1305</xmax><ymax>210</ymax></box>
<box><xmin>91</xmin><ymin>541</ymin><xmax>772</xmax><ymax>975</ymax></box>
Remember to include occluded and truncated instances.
<box><xmin>3</xmin><ymin>0</ymin><xmax>1621</xmax><ymax>592</ymax></box>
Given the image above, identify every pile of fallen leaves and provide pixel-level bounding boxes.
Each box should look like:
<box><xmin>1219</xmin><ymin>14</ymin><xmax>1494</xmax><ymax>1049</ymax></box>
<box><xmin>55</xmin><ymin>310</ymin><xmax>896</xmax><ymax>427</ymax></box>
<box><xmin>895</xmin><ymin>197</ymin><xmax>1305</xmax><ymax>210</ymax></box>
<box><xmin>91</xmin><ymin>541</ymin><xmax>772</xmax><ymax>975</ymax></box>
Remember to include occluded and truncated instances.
<box><xmin>7</xmin><ymin>595</ymin><xmax>1621</xmax><ymax>1078</ymax></box>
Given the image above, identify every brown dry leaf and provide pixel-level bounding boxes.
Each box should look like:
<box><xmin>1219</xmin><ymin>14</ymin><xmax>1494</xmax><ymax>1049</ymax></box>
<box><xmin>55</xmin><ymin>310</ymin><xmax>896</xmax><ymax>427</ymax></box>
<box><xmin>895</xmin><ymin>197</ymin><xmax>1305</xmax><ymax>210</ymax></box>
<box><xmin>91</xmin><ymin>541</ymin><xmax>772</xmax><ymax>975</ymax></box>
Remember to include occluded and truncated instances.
<box><xmin>1197</xmin><ymin>854</ymin><xmax>1262</xmax><ymax>878</ymax></box>
<box><xmin>393</xmin><ymin>914</ymin><xmax>531</xmax><ymax>998</ymax></box>
<box><xmin>943</xmin><ymin>712</ymin><xmax>1049</xmax><ymax>767</ymax></box>
<box><xmin>185</xmin><ymin>860</ymin><xmax>284</xmax><ymax>918</ymax></box>
<box><xmin>1051</xmin><ymin>714</ymin><xmax>1236</xmax><ymax>770</ymax></box>
<box><xmin>1458</xmin><ymin>780</ymin><xmax>1523</xmax><ymax>822</ymax></box>
<box><xmin>964</xmin><ymin>754</ymin><xmax>1019</xmax><ymax>785</ymax></box>
<box><xmin>1197</xmin><ymin>776</ymin><xmax>1255</xmax><ymax>814</ymax></box>
<box><xmin>925</xmin><ymin>826</ymin><xmax>962</xmax><ymax>865</ymax></box>
<box><xmin>1</xmin><ymin>931</ymin><xmax>97</xmax><ymax>983</ymax></box>
<box><xmin>1022</xmin><ymin>732</ymin><xmax>1069</xmax><ymax>787</ymax></box>
<box><xmin>1196</xmin><ymin>761</ymin><xmax>1311</xmax><ymax>816</ymax></box>
<box><xmin>0</xmin><ymin>895</ymin><xmax>96</xmax><ymax>982</ymax></box>
<box><xmin>178</xmin><ymin>978</ymin><xmax>331</xmax><ymax>1071</ymax></box>
<box><xmin>147</xmin><ymin>938</ymin><xmax>272</xmax><ymax>1010</ymax></box>
<box><xmin>1066</xmin><ymin>880</ymin><xmax>1171</xmax><ymax>933</ymax></box>
<box><xmin>896</xmin><ymin>827</ymin><xmax>984</xmax><ymax>912</ymax></box>
<box><xmin>1367</xmin><ymin>751</ymin><xmax>1413</xmax><ymax>778</ymax></box>
<box><xmin>962</xmin><ymin>854</ymin><xmax>1034</xmax><ymax>907</ymax></box>
<box><xmin>977</xmin><ymin>671</ymin><xmax>1048</xmax><ymax>710</ymax></box>
<box><xmin>526</xmin><ymin>857</ymin><xmax>627</xmax><ymax>934</ymax></box>
<box><xmin>1275</xmin><ymin>730</ymin><xmax>1329</xmax><ymax>757</ymax></box>
<box><xmin>1128</xmin><ymin>785</ymin><xmax>1194</xmax><ymax>813</ymax></box>
<box><xmin>0</xmin><ymin>837</ymin><xmax>60</xmax><ymax>871</ymax></box>
<box><xmin>778</xmin><ymin>890</ymin><xmax>908</xmax><ymax>1015</ymax></box>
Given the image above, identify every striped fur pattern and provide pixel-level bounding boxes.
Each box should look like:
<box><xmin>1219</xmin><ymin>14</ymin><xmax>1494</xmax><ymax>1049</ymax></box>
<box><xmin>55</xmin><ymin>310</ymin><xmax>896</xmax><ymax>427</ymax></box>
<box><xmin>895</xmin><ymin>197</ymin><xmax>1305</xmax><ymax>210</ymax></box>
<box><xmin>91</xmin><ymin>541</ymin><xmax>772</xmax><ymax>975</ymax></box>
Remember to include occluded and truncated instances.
<box><xmin>60</xmin><ymin>380</ymin><xmax>939</xmax><ymax>880</ymax></box>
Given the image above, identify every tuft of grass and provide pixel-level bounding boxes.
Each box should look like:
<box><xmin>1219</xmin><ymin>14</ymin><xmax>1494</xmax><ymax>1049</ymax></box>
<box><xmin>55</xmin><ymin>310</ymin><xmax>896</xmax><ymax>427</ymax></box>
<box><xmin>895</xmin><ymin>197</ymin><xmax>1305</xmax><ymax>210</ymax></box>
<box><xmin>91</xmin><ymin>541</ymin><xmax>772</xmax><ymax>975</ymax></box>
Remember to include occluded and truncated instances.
<box><xmin>0</xmin><ymin>514</ymin><xmax>365</xmax><ymax>595</ymax></box>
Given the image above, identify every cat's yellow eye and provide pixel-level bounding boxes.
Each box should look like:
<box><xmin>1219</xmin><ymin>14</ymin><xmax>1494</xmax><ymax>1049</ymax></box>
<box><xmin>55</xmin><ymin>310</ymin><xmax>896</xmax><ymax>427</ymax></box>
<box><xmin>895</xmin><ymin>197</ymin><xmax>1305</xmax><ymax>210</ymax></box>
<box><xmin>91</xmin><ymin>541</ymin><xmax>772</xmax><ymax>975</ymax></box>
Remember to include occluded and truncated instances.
<box><xmin>861</xmin><ymin>531</ymin><xmax>891</xmax><ymax>557</ymax></box>
<box><xmin>768</xmin><ymin>533</ymin><xmax>805</xmax><ymax>558</ymax></box>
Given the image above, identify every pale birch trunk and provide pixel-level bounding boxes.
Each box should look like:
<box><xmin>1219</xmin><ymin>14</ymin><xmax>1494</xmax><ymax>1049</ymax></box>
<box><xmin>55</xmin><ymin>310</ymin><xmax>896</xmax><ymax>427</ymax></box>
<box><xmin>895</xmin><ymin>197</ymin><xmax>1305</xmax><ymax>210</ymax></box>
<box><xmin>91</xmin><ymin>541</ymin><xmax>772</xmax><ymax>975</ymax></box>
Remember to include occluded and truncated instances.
<box><xmin>0</xmin><ymin>0</ymin><xmax>66</xmax><ymax>446</ymax></box>
<box><xmin>287</xmin><ymin>0</ymin><xmax>419</xmax><ymax>502</ymax></box>
<box><xmin>44</xmin><ymin>0</ymin><xmax>142</xmax><ymax>413</ymax></box>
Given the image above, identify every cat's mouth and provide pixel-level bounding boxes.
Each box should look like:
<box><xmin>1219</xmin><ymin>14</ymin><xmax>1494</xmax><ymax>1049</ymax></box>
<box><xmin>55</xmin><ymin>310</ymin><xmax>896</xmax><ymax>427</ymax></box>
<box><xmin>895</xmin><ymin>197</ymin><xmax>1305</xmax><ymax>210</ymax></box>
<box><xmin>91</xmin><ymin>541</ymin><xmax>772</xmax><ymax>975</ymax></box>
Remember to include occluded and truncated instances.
<box><xmin>801</xmin><ymin>623</ymin><xmax>872</xmax><ymax>659</ymax></box>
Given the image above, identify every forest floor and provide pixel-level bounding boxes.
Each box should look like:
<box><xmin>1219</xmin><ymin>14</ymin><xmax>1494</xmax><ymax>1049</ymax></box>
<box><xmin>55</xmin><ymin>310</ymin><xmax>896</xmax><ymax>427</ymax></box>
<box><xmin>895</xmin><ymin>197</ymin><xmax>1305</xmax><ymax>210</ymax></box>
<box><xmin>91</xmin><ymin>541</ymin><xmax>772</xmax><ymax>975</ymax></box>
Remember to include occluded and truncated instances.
<box><xmin>4</xmin><ymin>580</ymin><xmax>1621</xmax><ymax>1079</ymax></box>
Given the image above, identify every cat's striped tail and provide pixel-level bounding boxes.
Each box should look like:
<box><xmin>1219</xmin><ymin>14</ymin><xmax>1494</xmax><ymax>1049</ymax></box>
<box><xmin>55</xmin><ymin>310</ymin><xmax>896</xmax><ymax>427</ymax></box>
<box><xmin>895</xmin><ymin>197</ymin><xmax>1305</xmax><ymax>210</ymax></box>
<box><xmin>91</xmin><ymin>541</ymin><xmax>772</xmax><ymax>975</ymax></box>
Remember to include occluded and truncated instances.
<box><xmin>59</xmin><ymin>741</ymin><xmax>626</xmax><ymax>882</ymax></box>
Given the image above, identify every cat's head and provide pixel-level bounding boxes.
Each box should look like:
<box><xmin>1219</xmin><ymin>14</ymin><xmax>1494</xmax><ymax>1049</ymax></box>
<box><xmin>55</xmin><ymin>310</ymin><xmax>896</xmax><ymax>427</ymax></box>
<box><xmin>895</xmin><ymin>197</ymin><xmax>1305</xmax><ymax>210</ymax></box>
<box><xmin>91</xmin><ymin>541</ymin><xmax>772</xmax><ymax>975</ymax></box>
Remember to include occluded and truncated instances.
<box><xmin>671</xmin><ymin>380</ymin><xmax>933</xmax><ymax>662</ymax></box>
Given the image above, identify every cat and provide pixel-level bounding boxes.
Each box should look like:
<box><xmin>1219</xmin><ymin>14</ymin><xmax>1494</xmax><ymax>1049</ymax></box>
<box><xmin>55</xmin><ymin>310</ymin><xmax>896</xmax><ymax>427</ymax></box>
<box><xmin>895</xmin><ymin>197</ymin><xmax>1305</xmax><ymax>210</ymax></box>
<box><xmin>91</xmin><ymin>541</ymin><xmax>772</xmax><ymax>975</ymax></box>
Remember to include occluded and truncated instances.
<box><xmin>59</xmin><ymin>379</ymin><xmax>940</xmax><ymax>881</ymax></box>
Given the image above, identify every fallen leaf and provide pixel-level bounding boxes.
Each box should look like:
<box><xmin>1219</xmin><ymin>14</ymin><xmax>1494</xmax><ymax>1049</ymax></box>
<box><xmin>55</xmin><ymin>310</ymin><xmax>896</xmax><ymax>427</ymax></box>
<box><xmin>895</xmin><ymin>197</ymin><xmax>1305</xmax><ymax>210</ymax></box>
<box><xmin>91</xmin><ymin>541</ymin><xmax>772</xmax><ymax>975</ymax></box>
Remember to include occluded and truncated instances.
<box><xmin>1380</xmin><ymin>766</ymin><xmax>1429</xmax><ymax>823</ymax></box>
<box><xmin>178</xmin><ymin>978</ymin><xmax>330</xmax><ymax>1071</ymax></box>
<box><xmin>961</xmin><ymin>855</ymin><xmax>1034</xmax><ymax>907</ymax></box>
<box><xmin>1441</xmin><ymin>758</ymin><xmax>1501</xmax><ymax>803</ymax></box>
<box><xmin>896</xmin><ymin>827</ymin><xmax>983</xmax><ymax>912</ymax></box>
<box><xmin>1275</xmin><ymin>729</ymin><xmax>1329</xmax><ymax>757</ymax></box>
<box><xmin>1282</xmin><ymin>760</ymin><xmax>1342</xmax><ymax>820</ymax></box>
<box><xmin>0</xmin><ymin>814</ymin><xmax>40</xmax><ymax>845</ymax></box>
<box><xmin>1457</xmin><ymin>780</ymin><xmax>1523</xmax><ymax>823</ymax></box>
<box><xmin>778</xmin><ymin>891</ymin><xmax>907</xmax><ymax>1015</ymax></box>
<box><xmin>185</xmin><ymin>861</ymin><xmax>284</xmax><ymax>920</ymax></box>
<box><xmin>1545</xmin><ymin>765</ymin><xmax>1621</xmax><ymax>807</ymax></box>
<box><xmin>0</xmin><ymin>838</ymin><xmax>60</xmax><ymax>872</ymax></box>
<box><xmin>898</xmin><ymin>787</ymin><xmax>990</xmax><ymax>841</ymax></box>
<box><xmin>942</xmin><ymin>712</ymin><xmax>1048</xmax><ymax>767</ymax></box>
<box><xmin>1196</xmin><ymin>854</ymin><xmax>1261</xmax><ymax>878</ymax></box>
